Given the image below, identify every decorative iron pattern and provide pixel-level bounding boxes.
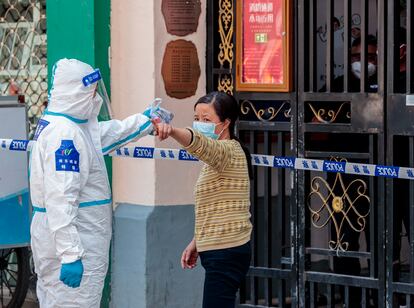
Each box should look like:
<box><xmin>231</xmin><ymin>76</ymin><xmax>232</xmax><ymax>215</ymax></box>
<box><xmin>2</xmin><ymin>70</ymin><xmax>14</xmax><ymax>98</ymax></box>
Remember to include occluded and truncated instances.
<box><xmin>307</xmin><ymin>158</ymin><xmax>371</xmax><ymax>252</ymax></box>
<box><xmin>217</xmin><ymin>74</ymin><xmax>233</xmax><ymax>94</ymax></box>
<box><xmin>0</xmin><ymin>0</ymin><xmax>47</xmax><ymax>137</ymax></box>
<box><xmin>217</xmin><ymin>0</ymin><xmax>233</xmax><ymax>94</ymax></box>
<box><xmin>240</xmin><ymin>99</ymin><xmax>292</xmax><ymax>122</ymax></box>
<box><xmin>308</xmin><ymin>102</ymin><xmax>351</xmax><ymax>123</ymax></box>
<box><xmin>218</xmin><ymin>0</ymin><xmax>233</xmax><ymax>68</ymax></box>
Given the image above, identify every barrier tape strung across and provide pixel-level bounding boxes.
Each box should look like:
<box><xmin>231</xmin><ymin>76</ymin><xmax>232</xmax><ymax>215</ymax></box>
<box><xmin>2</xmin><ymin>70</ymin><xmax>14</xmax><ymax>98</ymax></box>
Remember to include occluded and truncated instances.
<box><xmin>2</xmin><ymin>138</ymin><xmax>414</xmax><ymax>180</ymax></box>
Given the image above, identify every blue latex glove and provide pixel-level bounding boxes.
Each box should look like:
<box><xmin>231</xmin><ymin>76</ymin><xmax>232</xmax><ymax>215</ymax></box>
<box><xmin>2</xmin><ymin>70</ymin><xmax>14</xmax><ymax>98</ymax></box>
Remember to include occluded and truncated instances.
<box><xmin>59</xmin><ymin>259</ymin><xmax>84</xmax><ymax>288</ymax></box>
<box><xmin>152</xmin><ymin>107</ymin><xmax>174</xmax><ymax>124</ymax></box>
<box><xmin>143</xmin><ymin>98</ymin><xmax>161</xmax><ymax>118</ymax></box>
<box><xmin>143</xmin><ymin>98</ymin><xmax>174</xmax><ymax>135</ymax></box>
<box><xmin>143</xmin><ymin>98</ymin><xmax>174</xmax><ymax>124</ymax></box>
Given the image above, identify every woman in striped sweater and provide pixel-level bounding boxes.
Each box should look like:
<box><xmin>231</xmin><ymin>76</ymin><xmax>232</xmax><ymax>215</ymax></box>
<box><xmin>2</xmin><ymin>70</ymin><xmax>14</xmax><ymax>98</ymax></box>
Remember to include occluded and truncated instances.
<box><xmin>155</xmin><ymin>91</ymin><xmax>253</xmax><ymax>308</ymax></box>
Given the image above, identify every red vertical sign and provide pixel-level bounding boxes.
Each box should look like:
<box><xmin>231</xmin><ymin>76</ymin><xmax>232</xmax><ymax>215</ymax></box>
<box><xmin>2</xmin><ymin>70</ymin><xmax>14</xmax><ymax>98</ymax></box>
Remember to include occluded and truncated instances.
<box><xmin>242</xmin><ymin>0</ymin><xmax>284</xmax><ymax>85</ymax></box>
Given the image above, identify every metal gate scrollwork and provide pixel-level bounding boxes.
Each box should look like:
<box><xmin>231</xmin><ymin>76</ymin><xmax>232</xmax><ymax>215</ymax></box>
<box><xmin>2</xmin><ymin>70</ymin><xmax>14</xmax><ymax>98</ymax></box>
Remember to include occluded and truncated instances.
<box><xmin>217</xmin><ymin>0</ymin><xmax>233</xmax><ymax>94</ymax></box>
<box><xmin>307</xmin><ymin>160</ymin><xmax>371</xmax><ymax>252</ymax></box>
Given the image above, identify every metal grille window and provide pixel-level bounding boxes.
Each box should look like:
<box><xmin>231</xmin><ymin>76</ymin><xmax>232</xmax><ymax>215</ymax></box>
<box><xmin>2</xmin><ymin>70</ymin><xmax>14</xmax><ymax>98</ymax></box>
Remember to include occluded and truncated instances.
<box><xmin>0</xmin><ymin>0</ymin><xmax>46</xmax><ymax>137</ymax></box>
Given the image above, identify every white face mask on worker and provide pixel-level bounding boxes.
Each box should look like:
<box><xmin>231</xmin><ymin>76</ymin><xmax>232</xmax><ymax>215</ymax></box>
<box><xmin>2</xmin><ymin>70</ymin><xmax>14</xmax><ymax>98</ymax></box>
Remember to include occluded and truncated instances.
<box><xmin>351</xmin><ymin>61</ymin><xmax>376</xmax><ymax>79</ymax></box>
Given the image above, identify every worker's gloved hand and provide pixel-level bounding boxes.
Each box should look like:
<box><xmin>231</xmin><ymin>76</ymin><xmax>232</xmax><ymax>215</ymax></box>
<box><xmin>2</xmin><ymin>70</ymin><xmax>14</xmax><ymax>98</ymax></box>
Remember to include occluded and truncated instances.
<box><xmin>143</xmin><ymin>98</ymin><xmax>174</xmax><ymax>135</ymax></box>
<box><xmin>152</xmin><ymin>107</ymin><xmax>174</xmax><ymax>124</ymax></box>
<box><xmin>59</xmin><ymin>259</ymin><xmax>84</xmax><ymax>288</ymax></box>
<box><xmin>143</xmin><ymin>98</ymin><xmax>174</xmax><ymax>124</ymax></box>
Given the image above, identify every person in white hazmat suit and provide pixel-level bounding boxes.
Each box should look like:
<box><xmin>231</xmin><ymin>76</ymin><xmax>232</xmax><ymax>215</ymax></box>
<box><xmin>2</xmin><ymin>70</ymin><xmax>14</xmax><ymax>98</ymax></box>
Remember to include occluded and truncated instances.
<box><xmin>29</xmin><ymin>58</ymin><xmax>170</xmax><ymax>307</ymax></box>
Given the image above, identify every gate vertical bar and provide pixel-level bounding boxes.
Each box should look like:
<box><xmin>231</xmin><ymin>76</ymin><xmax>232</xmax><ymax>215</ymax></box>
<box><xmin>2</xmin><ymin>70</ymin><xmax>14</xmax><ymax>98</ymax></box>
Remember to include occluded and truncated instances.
<box><xmin>263</xmin><ymin>131</ymin><xmax>272</xmax><ymax>306</ymax></box>
<box><xmin>325</xmin><ymin>0</ymin><xmax>333</xmax><ymax>92</ymax></box>
<box><xmin>377</xmin><ymin>0</ymin><xmax>386</xmax><ymax>306</ymax></box>
<box><xmin>386</xmin><ymin>1</ymin><xmax>396</xmax><ymax>307</ymax></box>
<box><xmin>369</xmin><ymin>136</ymin><xmax>376</xmax><ymax>280</ymax></box>
<box><xmin>292</xmin><ymin>1</ymin><xmax>299</xmax><ymax>307</ymax></box>
<box><xmin>360</xmin><ymin>0</ymin><xmax>368</xmax><ymax>92</ymax></box>
<box><xmin>250</xmin><ymin>130</ymin><xmax>258</xmax><ymax>305</ymax></box>
<box><xmin>410</xmin><ymin>137</ymin><xmax>414</xmax><ymax>283</ymax></box>
<box><xmin>276</xmin><ymin>131</ymin><xmax>285</xmax><ymax>307</ymax></box>
<box><xmin>297</xmin><ymin>0</ymin><xmax>307</xmax><ymax>307</ymax></box>
<box><xmin>343</xmin><ymin>0</ymin><xmax>351</xmax><ymax>93</ymax></box>
<box><xmin>407</xmin><ymin>0</ymin><xmax>413</xmax><ymax>93</ymax></box>
<box><xmin>309</xmin><ymin>0</ymin><xmax>316</xmax><ymax>92</ymax></box>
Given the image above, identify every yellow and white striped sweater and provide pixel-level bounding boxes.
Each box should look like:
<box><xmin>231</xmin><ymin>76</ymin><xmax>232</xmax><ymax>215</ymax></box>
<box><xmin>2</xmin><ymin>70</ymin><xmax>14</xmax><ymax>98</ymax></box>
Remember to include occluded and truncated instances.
<box><xmin>184</xmin><ymin>129</ymin><xmax>252</xmax><ymax>252</ymax></box>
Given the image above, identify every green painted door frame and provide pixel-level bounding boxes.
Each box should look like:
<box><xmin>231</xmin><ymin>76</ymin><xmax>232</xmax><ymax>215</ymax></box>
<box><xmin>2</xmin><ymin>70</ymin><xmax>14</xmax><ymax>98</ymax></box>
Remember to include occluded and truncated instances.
<box><xmin>46</xmin><ymin>0</ymin><xmax>111</xmax><ymax>306</ymax></box>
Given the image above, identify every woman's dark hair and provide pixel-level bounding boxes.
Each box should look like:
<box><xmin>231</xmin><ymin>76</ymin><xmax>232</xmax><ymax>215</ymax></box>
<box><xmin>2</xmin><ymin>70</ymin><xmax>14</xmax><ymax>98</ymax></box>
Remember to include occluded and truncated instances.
<box><xmin>194</xmin><ymin>91</ymin><xmax>253</xmax><ymax>179</ymax></box>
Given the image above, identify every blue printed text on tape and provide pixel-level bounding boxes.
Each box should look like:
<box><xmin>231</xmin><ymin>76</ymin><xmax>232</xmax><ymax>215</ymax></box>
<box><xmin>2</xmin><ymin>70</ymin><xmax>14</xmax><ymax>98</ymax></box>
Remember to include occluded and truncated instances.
<box><xmin>274</xmin><ymin>157</ymin><xmax>296</xmax><ymax>169</ymax></box>
<box><xmin>133</xmin><ymin>147</ymin><xmax>154</xmax><ymax>159</ymax></box>
<box><xmin>323</xmin><ymin>161</ymin><xmax>346</xmax><ymax>173</ymax></box>
<box><xmin>375</xmin><ymin>165</ymin><xmax>400</xmax><ymax>178</ymax></box>
<box><xmin>9</xmin><ymin>139</ymin><xmax>29</xmax><ymax>151</ymax></box>
<box><xmin>179</xmin><ymin>150</ymin><xmax>198</xmax><ymax>161</ymax></box>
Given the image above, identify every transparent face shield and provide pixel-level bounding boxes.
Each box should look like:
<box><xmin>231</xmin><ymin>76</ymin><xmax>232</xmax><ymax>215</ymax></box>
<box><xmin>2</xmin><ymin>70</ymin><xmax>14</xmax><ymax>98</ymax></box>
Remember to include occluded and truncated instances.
<box><xmin>82</xmin><ymin>69</ymin><xmax>113</xmax><ymax>121</ymax></box>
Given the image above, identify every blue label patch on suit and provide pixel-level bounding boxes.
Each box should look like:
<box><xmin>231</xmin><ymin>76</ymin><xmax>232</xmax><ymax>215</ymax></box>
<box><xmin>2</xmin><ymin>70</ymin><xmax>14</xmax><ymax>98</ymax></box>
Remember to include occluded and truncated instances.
<box><xmin>55</xmin><ymin>140</ymin><xmax>80</xmax><ymax>172</ymax></box>
<box><xmin>82</xmin><ymin>69</ymin><xmax>102</xmax><ymax>87</ymax></box>
<box><xmin>33</xmin><ymin>119</ymin><xmax>50</xmax><ymax>141</ymax></box>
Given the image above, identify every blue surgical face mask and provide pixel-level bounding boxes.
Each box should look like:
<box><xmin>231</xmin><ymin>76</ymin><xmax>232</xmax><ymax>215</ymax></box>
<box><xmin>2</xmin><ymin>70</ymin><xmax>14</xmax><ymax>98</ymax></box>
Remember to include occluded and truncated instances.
<box><xmin>193</xmin><ymin>121</ymin><xmax>220</xmax><ymax>140</ymax></box>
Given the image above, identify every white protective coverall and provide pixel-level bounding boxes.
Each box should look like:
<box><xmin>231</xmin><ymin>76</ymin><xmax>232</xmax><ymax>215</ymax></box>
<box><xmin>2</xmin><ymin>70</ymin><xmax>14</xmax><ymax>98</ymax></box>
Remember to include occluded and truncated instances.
<box><xmin>30</xmin><ymin>58</ymin><xmax>153</xmax><ymax>307</ymax></box>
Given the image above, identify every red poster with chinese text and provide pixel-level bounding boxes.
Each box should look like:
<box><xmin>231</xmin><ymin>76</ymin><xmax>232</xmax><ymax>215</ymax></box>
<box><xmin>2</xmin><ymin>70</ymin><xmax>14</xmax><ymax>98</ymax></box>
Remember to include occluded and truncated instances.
<box><xmin>242</xmin><ymin>0</ymin><xmax>284</xmax><ymax>85</ymax></box>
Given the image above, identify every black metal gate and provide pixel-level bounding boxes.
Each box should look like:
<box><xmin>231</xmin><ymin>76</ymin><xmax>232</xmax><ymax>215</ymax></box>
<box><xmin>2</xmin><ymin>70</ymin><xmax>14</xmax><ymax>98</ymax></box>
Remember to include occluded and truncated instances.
<box><xmin>207</xmin><ymin>0</ymin><xmax>414</xmax><ymax>307</ymax></box>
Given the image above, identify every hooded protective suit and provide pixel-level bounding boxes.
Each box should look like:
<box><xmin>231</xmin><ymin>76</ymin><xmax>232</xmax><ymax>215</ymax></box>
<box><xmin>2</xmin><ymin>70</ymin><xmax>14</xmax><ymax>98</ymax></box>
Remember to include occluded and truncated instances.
<box><xmin>30</xmin><ymin>58</ymin><xmax>153</xmax><ymax>307</ymax></box>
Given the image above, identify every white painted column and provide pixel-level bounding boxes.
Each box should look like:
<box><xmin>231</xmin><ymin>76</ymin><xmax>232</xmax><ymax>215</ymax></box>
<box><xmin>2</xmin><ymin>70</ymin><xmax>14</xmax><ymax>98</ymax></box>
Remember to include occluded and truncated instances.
<box><xmin>111</xmin><ymin>0</ymin><xmax>206</xmax><ymax>207</ymax></box>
